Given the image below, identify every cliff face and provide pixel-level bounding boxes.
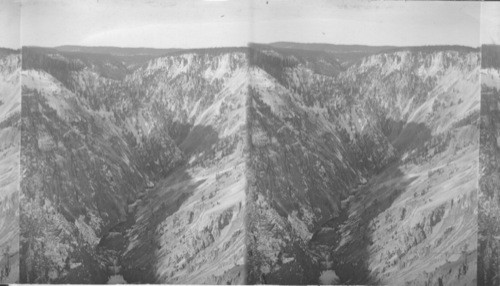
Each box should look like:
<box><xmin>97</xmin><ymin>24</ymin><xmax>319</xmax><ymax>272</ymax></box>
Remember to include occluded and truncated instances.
<box><xmin>246</xmin><ymin>46</ymin><xmax>479</xmax><ymax>285</ymax></box>
<box><xmin>20</xmin><ymin>49</ymin><xmax>148</xmax><ymax>283</ymax></box>
<box><xmin>0</xmin><ymin>49</ymin><xmax>21</xmax><ymax>284</ymax></box>
<box><xmin>20</xmin><ymin>47</ymin><xmax>247</xmax><ymax>284</ymax></box>
<box><xmin>121</xmin><ymin>51</ymin><xmax>248</xmax><ymax>284</ymax></box>
<box><xmin>18</xmin><ymin>44</ymin><xmax>480</xmax><ymax>285</ymax></box>
<box><xmin>353</xmin><ymin>49</ymin><xmax>479</xmax><ymax>286</ymax></box>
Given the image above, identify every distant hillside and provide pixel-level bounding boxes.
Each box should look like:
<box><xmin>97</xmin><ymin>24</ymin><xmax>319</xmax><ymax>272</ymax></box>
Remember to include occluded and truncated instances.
<box><xmin>55</xmin><ymin>46</ymin><xmax>181</xmax><ymax>56</ymax></box>
<box><xmin>55</xmin><ymin>46</ymin><xmax>182</xmax><ymax>69</ymax></box>
<box><xmin>249</xmin><ymin>43</ymin><xmax>344</xmax><ymax>77</ymax></box>
<box><xmin>269</xmin><ymin>42</ymin><xmax>396</xmax><ymax>65</ymax></box>
<box><xmin>268</xmin><ymin>42</ymin><xmax>478</xmax><ymax>66</ymax></box>
<box><xmin>23</xmin><ymin>46</ymin><xmax>129</xmax><ymax>81</ymax></box>
<box><xmin>270</xmin><ymin>42</ymin><xmax>395</xmax><ymax>54</ymax></box>
<box><xmin>382</xmin><ymin>45</ymin><xmax>479</xmax><ymax>54</ymax></box>
<box><xmin>165</xmin><ymin>46</ymin><xmax>247</xmax><ymax>56</ymax></box>
<box><xmin>0</xmin><ymin>47</ymin><xmax>19</xmax><ymax>58</ymax></box>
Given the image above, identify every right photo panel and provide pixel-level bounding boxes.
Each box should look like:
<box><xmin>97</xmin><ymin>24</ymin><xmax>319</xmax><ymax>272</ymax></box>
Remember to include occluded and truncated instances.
<box><xmin>246</xmin><ymin>1</ymin><xmax>480</xmax><ymax>285</ymax></box>
<box><xmin>479</xmin><ymin>2</ymin><xmax>500</xmax><ymax>286</ymax></box>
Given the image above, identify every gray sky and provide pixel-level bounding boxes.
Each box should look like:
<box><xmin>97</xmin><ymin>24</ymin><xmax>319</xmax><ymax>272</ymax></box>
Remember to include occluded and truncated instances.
<box><xmin>251</xmin><ymin>1</ymin><xmax>480</xmax><ymax>47</ymax></box>
<box><xmin>14</xmin><ymin>0</ymin><xmax>483</xmax><ymax>48</ymax></box>
<box><xmin>481</xmin><ymin>2</ymin><xmax>500</xmax><ymax>44</ymax></box>
<box><xmin>0</xmin><ymin>0</ymin><xmax>20</xmax><ymax>49</ymax></box>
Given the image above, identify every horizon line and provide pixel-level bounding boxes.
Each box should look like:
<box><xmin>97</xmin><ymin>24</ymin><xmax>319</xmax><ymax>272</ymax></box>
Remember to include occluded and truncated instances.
<box><xmin>17</xmin><ymin>42</ymin><xmax>485</xmax><ymax>51</ymax></box>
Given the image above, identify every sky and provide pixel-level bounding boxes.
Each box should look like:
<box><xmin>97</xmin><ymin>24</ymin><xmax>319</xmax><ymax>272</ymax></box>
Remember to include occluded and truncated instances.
<box><xmin>0</xmin><ymin>0</ymin><xmax>484</xmax><ymax>49</ymax></box>
<box><xmin>0</xmin><ymin>0</ymin><xmax>21</xmax><ymax>49</ymax></box>
<box><xmin>481</xmin><ymin>2</ymin><xmax>500</xmax><ymax>45</ymax></box>
<box><xmin>251</xmin><ymin>1</ymin><xmax>480</xmax><ymax>47</ymax></box>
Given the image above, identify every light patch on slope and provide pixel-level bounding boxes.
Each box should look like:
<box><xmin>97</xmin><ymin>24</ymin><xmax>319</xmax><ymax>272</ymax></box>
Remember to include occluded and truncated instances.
<box><xmin>203</xmin><ymin>54</ymin><xmax>231</xmax><ymax>82</ymax></box>
<box><xmin>407</xmin><ymin>66</ymin><xmax>479</xmax><ymax>133</ymax></box>
<box><xmin>482</xmin><ymin>68</ymin><xmax>500</xmax><ymax>90</ymax></box>
<box><xmin>22</xmin><ymin>70</ymin><xmax>77</xmax><ymax>119</ymax></box>
<box><xmin>319</xmin><ymin>270</ymin><xmax>339</xmax><ymax>285</ymax></box>
<box><xmin>194</xmin><ymin>67</ymin><xmax>247</xmax><ymax>138</ymax></box>
<box><xmin>0</xmin><ymin>56</ymin><xmax>20</xmax><ymax>122</ymax></box>
<box><xmin>146</xmin><ymin>54</ymin><xmax>195</xmax><ymax>79</ymax></box>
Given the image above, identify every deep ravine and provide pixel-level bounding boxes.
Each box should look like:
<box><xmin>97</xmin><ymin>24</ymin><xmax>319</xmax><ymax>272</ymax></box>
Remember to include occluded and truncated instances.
<box><xmin>96</xmin><ymin>189</ymin><xmax>141</xmax><ymax>284</ymax></box>
<box><xmin>18</xmin><ymin>44</ymin><xmax>480</xmax><ymax>285</ymax></box>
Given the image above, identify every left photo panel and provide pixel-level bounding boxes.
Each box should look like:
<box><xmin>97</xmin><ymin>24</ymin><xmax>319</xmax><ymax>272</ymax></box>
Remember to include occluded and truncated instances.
<box><xmin>0</xmin><ymin>0</ymin><xmax>21</xmax><ymax>284</ymax></box>
<box><xmin>19</xmin><ymin>0</ymin><xmax>249</xmax><ymax>283</ymax></box>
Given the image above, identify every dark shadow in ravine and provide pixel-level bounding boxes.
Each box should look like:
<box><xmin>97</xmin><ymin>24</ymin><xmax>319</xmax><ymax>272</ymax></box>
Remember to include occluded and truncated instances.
<box><xmin>306</xmin><ymin>120</ymin><xmax>433</xmax><ymax>285</ymax></box>
<box><xmin>380</xmin><ymin>118</ymin><xmax>433</xmax><ymax>153</ymax></box>
<box><xmin>106</xmin><ymin>124</ymin><xmax>220</xmax><ymax>284</ymax></box>
<box><xmin>116</xmin><ymin>168</ymin><xmax>204</xmax><ymax>284</ymax></box>
<box><xmin>179</xmin><ymin>124</ymin><xmax>220</xmax><ymax>156</ymax></box>
<box><xmin>330</xmin><ymin>168</ymin><xmax>418</xmax><ymax>285</ymax></box>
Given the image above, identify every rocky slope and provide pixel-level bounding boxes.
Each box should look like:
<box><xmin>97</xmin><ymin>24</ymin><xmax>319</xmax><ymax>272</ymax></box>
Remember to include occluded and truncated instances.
<box><xmin>19</xmin><ymin>44</ymin><xmax>481</xmax><ymax>285</ymax></box>
<box><xmin>478</xmin><ymin>44</ymin><xmax>500</xmax><ymax>286</ymax></box>
<box><xmin>0</xmin><ymin>48</ymin><xmax>21</xmax><ymax>284</ymax></box>
<box><xmin>20</xmin><ymin>48</ymin><xmax>148</xmax><ymax>283</ymax></box>
<box><xmin>246</xmin><ymin>45</ymin><xmax>479</xmax><ymax>285</ymax></box>
<box><xmin>119</xmin><ymin>50</ymin><xmax>248</xmax><ymax>284</ymax></box>
<box><xmin>20</xmin><ymin>47</ymin><xmax>247</xmax><ymax>283</ymax></box>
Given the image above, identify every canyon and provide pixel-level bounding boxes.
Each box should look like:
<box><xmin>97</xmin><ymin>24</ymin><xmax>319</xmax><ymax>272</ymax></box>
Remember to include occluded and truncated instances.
<box><xmin>15</xmin><ymin>43</ymin><xmax>484</xmax><ymax>285</ymax></box>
